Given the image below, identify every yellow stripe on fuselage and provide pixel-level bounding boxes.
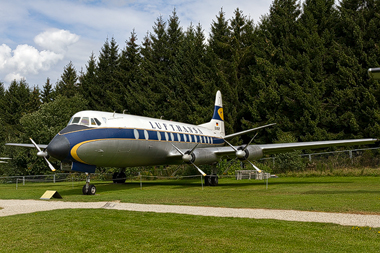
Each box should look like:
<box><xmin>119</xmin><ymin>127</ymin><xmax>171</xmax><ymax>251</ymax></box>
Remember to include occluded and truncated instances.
<box><xmin>70</xmin><ymin>140</ymin><xmax>99</xmax><ymax>164</ymax></box>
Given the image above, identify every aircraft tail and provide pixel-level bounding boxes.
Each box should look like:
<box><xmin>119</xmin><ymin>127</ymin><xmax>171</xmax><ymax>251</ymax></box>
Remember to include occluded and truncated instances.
<box><xmin>198</xmin><ymin>90</ymin><xmax>225</xmax><ymax>137</ymax></box>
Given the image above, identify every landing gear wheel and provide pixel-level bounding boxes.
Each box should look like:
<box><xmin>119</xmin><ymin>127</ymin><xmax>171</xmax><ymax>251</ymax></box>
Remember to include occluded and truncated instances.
<box><xmin>88</xmin><ymin>184</ymin><xmax>96</xmax><ymax>195</ymax></box>
<box><xmin>210</xmin><ymin>175</ymin><xmax>218</xmax><ymax>186</ymax></box>
<box><xmin>204</xmin><ymin>175</ymin><xmax>211</xmax><ymax>186</ymax></box>
<box><xmin>82</xmin><ymin>185</ymin><xmax>89</xmax><ymax>195</ymax></box>
<box><xmin>112</xmin><ymin>172</ymin><xmax>126</xmax><ymax>184</ymax></box>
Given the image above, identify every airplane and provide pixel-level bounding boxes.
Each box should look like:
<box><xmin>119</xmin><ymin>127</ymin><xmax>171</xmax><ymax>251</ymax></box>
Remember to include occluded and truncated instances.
<box><xmin>5</xmin><ymin>90</ymin><xmax>377</xmax><ymax>195</ymax></box>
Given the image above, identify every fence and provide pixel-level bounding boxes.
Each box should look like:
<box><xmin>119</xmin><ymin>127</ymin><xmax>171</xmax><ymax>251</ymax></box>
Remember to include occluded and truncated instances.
<box><xmin>259</xmin><ymin>147</ymin><xmax>380</xmax><ymax>165</ymax></box>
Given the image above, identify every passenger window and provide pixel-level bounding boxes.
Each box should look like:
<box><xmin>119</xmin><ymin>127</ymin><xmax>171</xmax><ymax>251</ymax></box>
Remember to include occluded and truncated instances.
<box><xmin>80</xmin><ymin>117</ymin><xmax>89</xmax><ymax>125</ymax></box>
<box><xmin>72</xmin><ymin>117</ymin><xmax>81</xmax><ymax>124</ymax></box>
<box><xmin>94</xmin><ymin>118</ymin><xmax>102</xmax><ymax>126</ymax></box>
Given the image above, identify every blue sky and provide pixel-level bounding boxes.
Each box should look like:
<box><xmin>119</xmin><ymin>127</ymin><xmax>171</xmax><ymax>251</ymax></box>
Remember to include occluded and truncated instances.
<box><xmin>0</xmin><ymin>0</ymin><xmax>274</xmax><ymax>89</ymax></box>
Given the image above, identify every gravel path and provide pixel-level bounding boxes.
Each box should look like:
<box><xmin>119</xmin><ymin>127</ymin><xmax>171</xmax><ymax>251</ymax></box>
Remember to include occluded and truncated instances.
<box><xmin>1</xmin><ymin>199</ymin><xmax>380</xmax><ymax>227</ymax></box>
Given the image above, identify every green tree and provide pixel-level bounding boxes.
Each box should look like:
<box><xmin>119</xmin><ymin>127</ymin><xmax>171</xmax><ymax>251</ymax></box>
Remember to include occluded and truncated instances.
<box><xmin>117</xmin><ymin>30</ymin><xmax>143</xmax><ymax>115</ymax></box>
<box><xmin>55</xmin><ymin>61</ymin><xmax>78</xmax><ymax>97</ymax></box>
<box><xmin>78</xmin><ymin>52</ymin><xmax>99</xmax><ymax>110</ymax></box>
<box><xmin>6</xmin><ymin>94</ymin><xmax>89</xmax><ymax>175</ymax></box>
<box><xmin>3</xmin><ymin>79</ymin><xmax>31</xmax><ymax>134</ymax></box>
<box><xmin>41</xmin><ymin>78</ymin><xmax>54</xmax><ymax>103</ymax></box>
<box><xmin>97</xmin><ymin>37</ymin><xmax>121</xmax><ymax>112</ymax></box>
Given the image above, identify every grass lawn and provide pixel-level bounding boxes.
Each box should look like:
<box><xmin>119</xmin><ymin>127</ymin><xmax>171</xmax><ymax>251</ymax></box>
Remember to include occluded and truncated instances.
<box><xmin>0</xmin><ymin>177</ymin><xmax>379</xmax><ymax>214</ymax></box>
<box><xmin>1</xmin><ymin>176</ymin><xmax>380</xmax><ymax>252</ymax></box>
<box><xmin>0</xmin><ymin>209</ymin><xmax>379</xmax><ymax>252</ymax></box>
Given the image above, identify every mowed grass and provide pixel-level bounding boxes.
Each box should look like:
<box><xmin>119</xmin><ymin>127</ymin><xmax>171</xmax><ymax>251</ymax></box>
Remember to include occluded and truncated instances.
<box><xmin>1</xmin><ymin>177</ymin><xmax>380</xmax><ymax>252</ymax></box>
<box><xmin>0</xmin><ymin>209</ymin><xmax>380</xmax><ymax>253</ymax></box>
<box><xmin>0</xmin><ymin>177</ymin><xmax>380</xmax><ymax>214</ymax></box>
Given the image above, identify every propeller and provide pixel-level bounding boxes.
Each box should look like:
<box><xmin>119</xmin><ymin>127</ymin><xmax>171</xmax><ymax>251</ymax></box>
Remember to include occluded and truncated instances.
<box><xmin>223</xmin><ymin>133</ymin><xmax>262</xmax><ymax>173</ymax></box>
<box><xmin>171</xmin><ymin>144</ymin><xmax>206</xmax><ymax>176</ymax></box>
<box><xmin>29</xmin><ymin>138</ymin><xmax>56</xmax><ymax>172</ymax></box>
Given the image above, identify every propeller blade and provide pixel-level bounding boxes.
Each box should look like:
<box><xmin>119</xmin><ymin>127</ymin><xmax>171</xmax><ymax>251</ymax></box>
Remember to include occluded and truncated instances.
<box><xmin>223</xmin><ymin>138</ymin><xmax>238</xmax><ymax>152</ymax></box>
<box><xmin>243</xmin><ymin>133</ymin><xmax>258</xmax><ymax>151</ymax></box>
<box><xmin>189</xmin><ymin>143</ymin><xmax>199</xmax><ymax>155</ymax></box>
<box><xmin>191</xmin><ymin>162</ymin><xmax>206</xmax><ymax>176</ymax></box>
<box><xmin>247</xmin><ymin>160</ymin><xmax>262</xmax><ymax>173</ymax></box>
<box><xmin>44</xmin><ymin>157</ymin><xmax>56</xmax><ymax>172</ymax></box>
<box><xmin>171</xmin><ymin>144</ymin><xmax>185</xmax><ymax>155</ymax></box>
<box><xmin>29</xmin><ymin>138</ymin><xmax>42</xmax><ymax>152</ymax></box>
<box><xmin>30</xmin><ymin>138</ymin><xmax>56</xmax><ymax>172</ymax></box>
<box><xmin>172</xmin><ymin>144</ymin><xmax>206</xmax><ymax>176</ymax></box>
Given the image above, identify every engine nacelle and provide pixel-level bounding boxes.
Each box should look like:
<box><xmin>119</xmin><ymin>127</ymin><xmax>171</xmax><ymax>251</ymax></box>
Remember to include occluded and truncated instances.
<box><xmin>189</xmin><ymin>148</ymin><xmax>219</xmax><ymax>165</ymax></box>
<box><xmin>240</xmin><ymin>145</ymin><xmax>263</xmax><ymax>161</ymax></box>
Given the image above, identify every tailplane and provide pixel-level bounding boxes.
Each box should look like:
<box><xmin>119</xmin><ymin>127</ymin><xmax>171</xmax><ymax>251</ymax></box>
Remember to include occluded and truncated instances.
<box><xmin>198</xmin><ymin>90</ymin><xmax>225</xmax><ymax>137</ymax></box>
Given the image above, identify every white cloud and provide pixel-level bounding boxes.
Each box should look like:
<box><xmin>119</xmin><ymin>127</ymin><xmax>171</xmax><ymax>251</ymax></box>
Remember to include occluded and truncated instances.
<box><xmin>34</xmin><ymin>29</ymin><xmax>80</xmax><ymax>53</ymax></box>
<box><xmin>0</xmin><ymin>29</ymin><xmax>79</xmax><ymax>84</ymax></box>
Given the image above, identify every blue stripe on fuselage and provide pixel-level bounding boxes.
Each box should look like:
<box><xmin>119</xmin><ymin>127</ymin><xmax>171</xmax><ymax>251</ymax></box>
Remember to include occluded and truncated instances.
<box><xmin>59</xmin><ymin>127</ymin><xmax>225</xmax><ymax>150</ymax></box>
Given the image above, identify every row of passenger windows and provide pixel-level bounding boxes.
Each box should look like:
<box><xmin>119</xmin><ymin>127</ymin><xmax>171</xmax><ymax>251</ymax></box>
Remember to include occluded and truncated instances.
<box><xmin>68</xmin><ymin>117</ymin><xmax>102</xmax><ymax>126</ymax></box>
<box><xmin>134</xmin><ymin>129</ymin><xmax>214</xmax><ymax>144</ymax></box>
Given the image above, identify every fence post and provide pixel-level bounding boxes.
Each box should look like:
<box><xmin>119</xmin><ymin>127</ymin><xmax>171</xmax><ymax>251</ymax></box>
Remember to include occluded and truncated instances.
<box><xmin>308</xmin><ymin>154</ymin><xmax>312</xmax><ymax>162</ymax></box>
<box><xmin>23</xmin><ymin>176</ymin><xmax>25</xmax><ymax>185</ymax></box>
<box><xmin>54</xmin><ymin>174</ymin><xmax>56</xmax><ymax>183</ymax></box>
<box><xmin>349</xmin><ymin>150</ymin><xmax>353</xmax><ymax>164</ymax></box>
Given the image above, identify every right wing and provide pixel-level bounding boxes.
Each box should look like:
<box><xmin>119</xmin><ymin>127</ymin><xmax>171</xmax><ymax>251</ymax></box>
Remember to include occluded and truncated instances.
<box><xmin>5</xmin><ymin>143</ymin><xmax>48</xmax><ymax>149</ymax></box>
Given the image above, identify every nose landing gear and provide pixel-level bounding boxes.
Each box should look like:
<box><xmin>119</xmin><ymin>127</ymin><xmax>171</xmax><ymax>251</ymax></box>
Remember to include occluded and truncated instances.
<box><xmin>82</xmin><ymin>173</ymin><xmax>96</xmax><ymax>195</ymax></box>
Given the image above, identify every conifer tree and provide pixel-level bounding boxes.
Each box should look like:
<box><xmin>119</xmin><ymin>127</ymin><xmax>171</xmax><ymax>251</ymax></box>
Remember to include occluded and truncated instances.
<box><xmin>96</xmin><ymin>37</ymin><xmax>121</xmax><ymax>111</ymax></box>
<box><xmin>117</xmin><ymin>30</ymin><xmax>143</xmax><ymax>115</ymax></box>
<box><xmin>42</xmin><ymin>78</ymin><xmax>54</xmax><ymax>103</ymax></box>
<box><xmin>3</xmin><ymin>79</ymin><xmax>30</xmax><ymax>134</ymax></box>
<box><xmin>78</xmin><ymin>52</ymin><xmax>99</xmax><ymax>110</ymax></box>
<box><xmin>55</xmin><ymin>61</ymin><xmax>78</xmax><ymax>97</ymax></box>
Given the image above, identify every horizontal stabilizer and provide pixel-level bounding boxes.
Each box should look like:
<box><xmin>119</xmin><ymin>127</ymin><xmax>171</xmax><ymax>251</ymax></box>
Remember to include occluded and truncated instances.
<box><xmin>224</xmin><ymin>123</ymin><xmax>276</xmax><ymax>139</ymax></box>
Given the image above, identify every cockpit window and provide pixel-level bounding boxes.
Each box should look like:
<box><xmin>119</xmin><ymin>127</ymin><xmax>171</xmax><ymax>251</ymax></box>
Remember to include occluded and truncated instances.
<box><xmin>91</xmin><ymin>118</ymin><xmax>97</xmax><ymax>126</ymax></box>
<box><xmin>72</xmin><ymin>117</ymin><xmax>81</xmax><ymax>124</ymax></box>
<box><xmin>94</xmin><ymin>118</ymin><xmax>102</xmax><ymax>126</ymax></box>
<box><xmin>80</xmin><ymin>117</ymin><xmax>89</xmax><ymax>125</ymax></box>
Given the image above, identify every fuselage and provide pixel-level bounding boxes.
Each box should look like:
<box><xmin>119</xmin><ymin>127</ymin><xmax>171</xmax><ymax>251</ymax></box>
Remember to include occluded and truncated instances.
<box><xmin>47</xmin><ymin>110</ymin><xmax>225</xmax><ymax>170</ymax></box>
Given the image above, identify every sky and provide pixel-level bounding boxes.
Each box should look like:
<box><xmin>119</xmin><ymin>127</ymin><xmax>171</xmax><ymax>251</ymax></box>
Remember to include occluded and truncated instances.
<box><xmin>0</xmin><ymin>0</ymin><xmax>274</xmax><ymax>90</ymax></box>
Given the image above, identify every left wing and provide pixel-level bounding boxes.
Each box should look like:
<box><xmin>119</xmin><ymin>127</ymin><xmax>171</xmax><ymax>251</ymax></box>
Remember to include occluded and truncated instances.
<box><xmin>169</xmin><ymin>138</ymin><xmax>378</xmax><ymax>165</ymax></box>
<box><xmin>256</xmin><ymin>138</ymin><xmax>378</xmax><ymax>155</ymax></box>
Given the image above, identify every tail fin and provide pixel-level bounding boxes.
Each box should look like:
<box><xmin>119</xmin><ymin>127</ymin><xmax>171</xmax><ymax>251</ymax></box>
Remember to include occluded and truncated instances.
<box><xmin>198</xmin><ymin>90</ymin><xmax>225</xmax><ymax>137</ymax></box>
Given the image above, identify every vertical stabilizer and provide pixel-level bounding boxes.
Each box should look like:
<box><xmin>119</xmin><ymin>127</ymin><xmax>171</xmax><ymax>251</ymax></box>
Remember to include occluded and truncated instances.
<box><xmin>198</xmin><ymin>90</ymin><xmax>225</xmax><ymax>136</ymax></box>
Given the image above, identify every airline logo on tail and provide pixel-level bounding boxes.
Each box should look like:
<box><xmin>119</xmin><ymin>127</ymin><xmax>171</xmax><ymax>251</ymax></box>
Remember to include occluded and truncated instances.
<box><xmin>212</xmin><ymin>106</ymin><xmax>224</xmax><ymax>121</ymax></box>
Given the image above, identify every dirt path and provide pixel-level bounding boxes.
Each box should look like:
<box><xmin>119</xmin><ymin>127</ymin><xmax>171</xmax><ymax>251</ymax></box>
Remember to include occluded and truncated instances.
<box><xmin>1</xmin><ymin>199</ymin><xmax>379</xmax><ymax>227</ymax></box>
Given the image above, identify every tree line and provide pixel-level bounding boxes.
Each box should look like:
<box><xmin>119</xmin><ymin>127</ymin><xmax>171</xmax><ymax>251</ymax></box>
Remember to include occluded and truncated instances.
<box><xmin>1</xmin><ymin>0</ymin><xmax>380</xmax><ymax>175</ymax></box>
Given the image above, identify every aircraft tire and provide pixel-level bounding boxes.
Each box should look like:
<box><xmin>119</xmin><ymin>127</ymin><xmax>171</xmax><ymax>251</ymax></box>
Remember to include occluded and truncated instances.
<box><xmin>82</xmin><ymin>185</ymin><xmax>89</xmax><ymax>195</ymax></box>
<box><xmin>112</xmin><ymin>172</ymin><xmax>118</xmax><ymax>183</ymax></box>
<box><xmin>113</xmin><ymin>172</ymin><xmax>126</xmax><ymax>184</ymax></box>
<box><xmin>211</xmin><ymin>175</ymin><xmax>218</xmax><ymax>186</ymax></box>
<box><xmin>204</xmin><ymin>176</ymin><xmax>209</xmax><ymax>186</ymax></box>
<box><xmin>118</xmin><ymin>172</ymin><xmax>126</xmax><ymax>184</ymax></box>
<box><xmin>89</xmin><ymin>184</ymin><xmax>96</xmax><ymax>195</ymax></box>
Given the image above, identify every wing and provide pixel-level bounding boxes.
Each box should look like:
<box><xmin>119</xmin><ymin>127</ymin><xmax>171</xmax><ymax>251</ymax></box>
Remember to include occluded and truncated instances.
<box><xmin>168</xmin><ymin>138</ymin><xmax>377</xmax><ymax>165</ymax></box>
<box><xmin>256</xmin><ymin>138</ymin><xmax>378</xmax><ymax>155</ymax></box>
<box><xmin>5</xmin><ymin>143</ymin><xmax>48</xmax><ymax>149</ymax></box>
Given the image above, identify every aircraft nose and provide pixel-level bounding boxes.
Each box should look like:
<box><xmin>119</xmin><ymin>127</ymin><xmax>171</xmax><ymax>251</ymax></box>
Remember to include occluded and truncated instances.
<box><xmin>47</xmin><ymin>135</ymin><xmax>70</xmax><ymax>161</ymax></box>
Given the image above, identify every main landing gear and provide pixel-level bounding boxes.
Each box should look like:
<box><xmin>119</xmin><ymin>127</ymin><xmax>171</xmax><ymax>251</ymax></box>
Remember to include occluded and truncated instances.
<box><xmin>82</xmin><ymin>173</ymin><xmax>96</xmax><ymax>195</ymax></box>
<box><xmin>204</xmin><ymin>174</ymin><xmax>218</xmax><ymax>186</ymax></box>
<box><xmin>112</xmin><ymin>168</ymin><xmax>126</xmax><ymax>184</ymax></box>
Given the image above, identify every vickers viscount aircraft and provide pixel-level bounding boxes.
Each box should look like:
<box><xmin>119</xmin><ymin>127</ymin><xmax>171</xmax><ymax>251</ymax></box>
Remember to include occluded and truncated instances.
<box><xmin>6</xmin><ymin>90</ymin><xmax>377</xmax><ymax>195</ymax></box>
